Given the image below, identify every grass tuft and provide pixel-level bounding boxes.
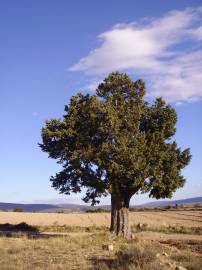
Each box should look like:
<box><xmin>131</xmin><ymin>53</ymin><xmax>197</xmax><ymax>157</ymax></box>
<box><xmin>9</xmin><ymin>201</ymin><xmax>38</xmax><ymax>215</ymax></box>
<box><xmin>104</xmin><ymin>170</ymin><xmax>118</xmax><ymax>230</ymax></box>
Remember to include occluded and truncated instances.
<box><xmin>171</xmin><ymin>252</ymin><xmax>202</xmax><ymax>270</ymax></box>
<box><xmin>132</xmin><ymin>224</ymin><xmax>202</xmax><ymax>235</ymax></box>
<box><xmin>93</xmin><ymin>243</ymin><xmax>164</xmax><ymax>270</ymax></box>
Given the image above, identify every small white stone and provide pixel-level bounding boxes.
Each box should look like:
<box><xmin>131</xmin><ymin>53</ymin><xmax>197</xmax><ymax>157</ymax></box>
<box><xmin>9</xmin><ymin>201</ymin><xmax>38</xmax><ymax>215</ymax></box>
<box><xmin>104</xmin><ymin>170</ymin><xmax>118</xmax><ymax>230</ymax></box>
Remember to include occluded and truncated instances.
<box><xmin>131</xmin><ymin>233</ymin><xmax>135</xmax><ymax>239</ymax></box>
<box><xmin>167</xmin><ymin>262</ymin><xmax>176</xmax><ymax>267</ymax></box>
<box><xmin>102</xmin><ymin>244</ymin><xmax>114</xmax><ymax>251</ymax></box>
<box><xmin>137</xmin><ymin>223</ymin><xmax>143</xmax><ymax>229</ymax></box>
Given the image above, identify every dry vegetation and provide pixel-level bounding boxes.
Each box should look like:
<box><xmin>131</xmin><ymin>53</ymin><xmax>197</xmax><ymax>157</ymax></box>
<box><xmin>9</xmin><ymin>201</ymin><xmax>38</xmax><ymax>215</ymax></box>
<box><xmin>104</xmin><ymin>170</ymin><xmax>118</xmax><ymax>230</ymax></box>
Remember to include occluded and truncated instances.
<box><xmin>0</xmin><ymin>208</ymin><xmax>201</xmax><ymax>269</ymax></box>
<box><xmin>0</xmin><ymin>209</ymin><xmax>201</xmax><ymax>228</ymax></box>
<box><xmin>0</xmin><ymin>231</ymin><xmax>201</xmax><ymax>270</ymax></box>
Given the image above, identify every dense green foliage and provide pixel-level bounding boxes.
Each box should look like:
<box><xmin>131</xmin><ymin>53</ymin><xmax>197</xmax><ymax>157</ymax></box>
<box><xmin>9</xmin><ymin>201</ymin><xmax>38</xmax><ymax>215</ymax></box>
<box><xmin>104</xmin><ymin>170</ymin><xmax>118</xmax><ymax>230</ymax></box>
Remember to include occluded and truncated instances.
<box><xmin>39</xmin><ymin>72</ymin><xmax>191</xmax><ymax>205</ymax></box>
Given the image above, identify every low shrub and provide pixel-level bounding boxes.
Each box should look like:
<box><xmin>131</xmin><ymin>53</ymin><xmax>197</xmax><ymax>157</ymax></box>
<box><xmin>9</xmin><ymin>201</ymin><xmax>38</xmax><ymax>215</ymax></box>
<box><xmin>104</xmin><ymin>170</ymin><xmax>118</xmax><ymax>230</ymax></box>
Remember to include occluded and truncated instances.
<box><xmin>39</xmin><ymin>224</ymin><xmax>108</xmax><ymax>233</ymax></box>
<box><xmin>0</xmin><ymin>222</ymin><xmax>38</xmax><ymax>232</ymax></box>
<box><xmin>13</xmin><ymin>208</ymin><xmax>24</xmax><ymax>212</ymax></box>
<box><xmin>94</xmin><ymin>244</ymin><xmax>163</xmax><ymax>270</ymax></box>
<box><xmin>86</xmin><ymin>208</ymin><xmax>110</xmax><ymax>213</ymax></box>
<box><xmin>132</xmin><ymin>223</ymin><xmax>202</xmax><ymax>235</ymax></box>
<box><xmin>56</xmin><ymin>210</ymin><xmax>64</xmax><ymax>213</ymax></box>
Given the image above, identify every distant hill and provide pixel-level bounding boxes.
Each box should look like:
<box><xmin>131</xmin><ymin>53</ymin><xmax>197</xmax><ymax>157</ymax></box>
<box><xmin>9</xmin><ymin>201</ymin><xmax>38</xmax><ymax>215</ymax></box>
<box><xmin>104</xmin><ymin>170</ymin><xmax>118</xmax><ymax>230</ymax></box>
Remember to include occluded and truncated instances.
<box><xmin>40</xmin><ymin>204</ymin><xmax>93</xmax><ymax>213</ymax></box>
<box><xmin>0</xmin><ymin>196</ymin><xmax>201</xmax><ymax>212</ymax></box>
<box><xmin>134</xmin><ymin>196</ymin><xmax>202</xmax><ymax>208</ymax></box>
<box><xmin>53</xmin><ymin>197</ymin><xmax>202</xmax><ymax>210</ymax></box>
<box><xmin>0</xmin><ymin>202</ymin><xmax>93</xmax><ymax>213</ymax></box>
<box><xmin>0</xmin><ymin>202</ymin><xmax>59</xmax><ymax>212</ymax></box>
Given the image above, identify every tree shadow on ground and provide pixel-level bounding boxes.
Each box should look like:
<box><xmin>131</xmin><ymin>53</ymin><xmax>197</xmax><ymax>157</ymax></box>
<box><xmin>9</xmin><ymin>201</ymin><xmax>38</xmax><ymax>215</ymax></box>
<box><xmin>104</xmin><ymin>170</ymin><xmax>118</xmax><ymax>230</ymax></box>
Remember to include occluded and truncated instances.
<box><xmin>0</xmin><ymin>222</ymin><xmax>39</xmax><ymax>238</ymax></box>
<box><xmin>90</xmin><ymin>257</ymin><xmax>119</xmax><ymax>270</ymax></box>
<box><xmin>0</xmin><ymin>222</ymin><xmax>71</xmax><ymax>239</ymax></box>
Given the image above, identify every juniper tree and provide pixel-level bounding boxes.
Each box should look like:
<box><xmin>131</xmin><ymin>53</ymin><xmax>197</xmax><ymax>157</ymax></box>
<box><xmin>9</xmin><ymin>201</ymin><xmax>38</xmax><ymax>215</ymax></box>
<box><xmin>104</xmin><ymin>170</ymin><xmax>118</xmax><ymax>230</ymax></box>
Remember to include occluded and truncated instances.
<box><xmin>39</xmin><ymin>72</ymin><xmax>191</xmax><ymax>238</ymax></box>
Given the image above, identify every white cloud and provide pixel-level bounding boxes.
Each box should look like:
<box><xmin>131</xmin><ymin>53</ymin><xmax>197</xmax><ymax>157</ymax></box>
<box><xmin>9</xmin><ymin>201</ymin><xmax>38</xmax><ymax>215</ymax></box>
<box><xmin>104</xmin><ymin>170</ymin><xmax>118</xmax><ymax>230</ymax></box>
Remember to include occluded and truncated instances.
<box><xmin>69</xmin><ymin>6</ymin><xmax>202</xmax><ymax>103</ymax></box>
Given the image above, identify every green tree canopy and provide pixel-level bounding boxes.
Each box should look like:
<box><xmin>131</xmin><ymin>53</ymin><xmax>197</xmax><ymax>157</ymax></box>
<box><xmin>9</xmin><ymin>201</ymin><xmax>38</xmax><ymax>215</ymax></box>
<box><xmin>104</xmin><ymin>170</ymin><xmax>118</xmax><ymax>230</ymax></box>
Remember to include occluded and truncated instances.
<box><xmin>39</xmin><ymin>72</ymin><xmax>191</xmax><ymax>237</ymax></box>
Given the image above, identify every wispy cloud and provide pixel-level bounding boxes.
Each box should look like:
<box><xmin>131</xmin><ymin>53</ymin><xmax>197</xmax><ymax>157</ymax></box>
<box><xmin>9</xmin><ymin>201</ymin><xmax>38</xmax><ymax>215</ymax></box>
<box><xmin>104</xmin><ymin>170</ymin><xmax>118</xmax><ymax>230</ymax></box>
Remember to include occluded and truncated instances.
<box><xmin>69</xmin><ymin>7</ymin><xmax>202</xmax><ymax>103</ymax></box>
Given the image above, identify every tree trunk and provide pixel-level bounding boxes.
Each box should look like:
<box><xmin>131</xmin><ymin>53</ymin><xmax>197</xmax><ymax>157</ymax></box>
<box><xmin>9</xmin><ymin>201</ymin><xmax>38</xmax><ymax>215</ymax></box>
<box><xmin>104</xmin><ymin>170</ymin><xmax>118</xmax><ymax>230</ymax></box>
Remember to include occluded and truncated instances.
<box><xmin>110</xmin><ymin>193</ymin><xmax>131</xmax><ymax>238</ymax></box>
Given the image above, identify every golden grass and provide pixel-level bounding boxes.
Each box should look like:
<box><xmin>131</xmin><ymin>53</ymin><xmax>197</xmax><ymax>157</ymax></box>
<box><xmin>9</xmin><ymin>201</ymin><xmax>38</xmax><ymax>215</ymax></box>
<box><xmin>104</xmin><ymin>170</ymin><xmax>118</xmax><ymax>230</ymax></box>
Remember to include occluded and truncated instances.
<box><xmin>1</xmin><ymin>232</ymin><xmax>201</xmax><ymax>270</ymax></box>
<box><xmin>0</xmin><ymin>210</ymin><xmax>201</xmax><ymax>228</ymax></box>
<box><xmin>0</xmin><ymin>233</ymin><xmax>164</xmax><ymax>270</ymax></box>
<box><xmin>0</xmin><ymin>233</ymin><xmax>124</xmax><ymax>270</ymax></box>
<box><xmin>171</xmin><ymin>251</ymin><xmax>202</xmax><ymax>270</ymax></box>
<box><xmin>0</xmin><ymin>210</ymin><xmax>201</xmax><ymax>269</ymax></box>
<box><xmin>132</xmin><ymin>224</ymin><xmax>202</xmax><ymax>235</ymax></box>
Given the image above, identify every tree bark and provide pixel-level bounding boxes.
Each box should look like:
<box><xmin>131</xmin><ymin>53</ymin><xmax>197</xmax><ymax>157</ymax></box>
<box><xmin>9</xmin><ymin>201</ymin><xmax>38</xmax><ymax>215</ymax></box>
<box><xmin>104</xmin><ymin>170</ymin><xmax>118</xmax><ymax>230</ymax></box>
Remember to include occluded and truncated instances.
<box><xmin>110</xmin><ymin>193</ymin><xmax>131</xmax><ymax>238</ymax></box>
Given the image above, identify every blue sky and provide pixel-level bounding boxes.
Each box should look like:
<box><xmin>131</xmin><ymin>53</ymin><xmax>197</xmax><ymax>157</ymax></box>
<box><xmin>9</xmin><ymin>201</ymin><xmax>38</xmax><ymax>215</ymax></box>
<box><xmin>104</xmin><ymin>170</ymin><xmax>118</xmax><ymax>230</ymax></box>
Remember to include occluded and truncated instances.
<box><xmin>0</xmin><ymin>0</ymin><xmax>202</xmax><ymax>205</ymax></box>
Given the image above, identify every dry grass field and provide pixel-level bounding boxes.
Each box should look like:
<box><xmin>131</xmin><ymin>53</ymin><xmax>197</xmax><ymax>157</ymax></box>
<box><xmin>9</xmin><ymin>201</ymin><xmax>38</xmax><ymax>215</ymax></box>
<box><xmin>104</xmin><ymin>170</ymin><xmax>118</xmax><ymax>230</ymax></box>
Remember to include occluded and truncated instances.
<box><xmin>0</xmin><ymin>210</ymin><xmax>201</xmax><ymax>228</ymax></box>
<box><xmin>0</xmin><ymin>210</ymin><xmax>201</xmax><ymax>269</ymax></box>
